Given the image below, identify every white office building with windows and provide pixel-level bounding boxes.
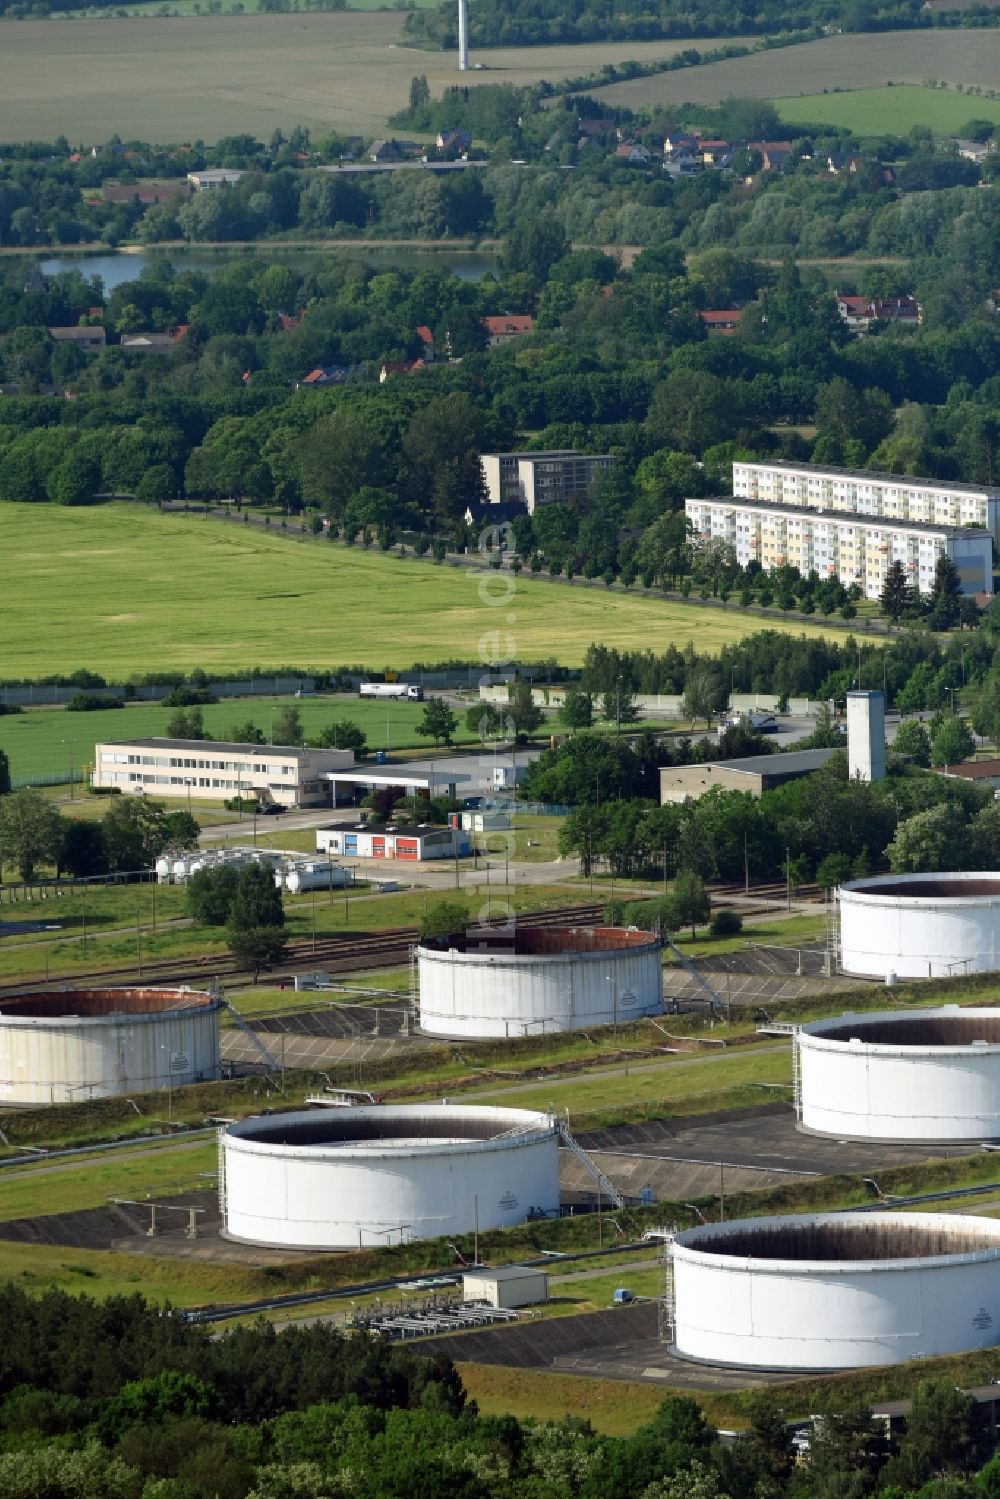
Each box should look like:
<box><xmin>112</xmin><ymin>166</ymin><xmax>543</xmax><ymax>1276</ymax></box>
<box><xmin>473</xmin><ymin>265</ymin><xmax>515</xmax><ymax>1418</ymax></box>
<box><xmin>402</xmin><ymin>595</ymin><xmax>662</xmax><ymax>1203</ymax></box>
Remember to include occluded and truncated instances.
<box><xmin>92</xmin><ymin>738</ymin><xmax>354</xmax><ymax>807</ymax></box>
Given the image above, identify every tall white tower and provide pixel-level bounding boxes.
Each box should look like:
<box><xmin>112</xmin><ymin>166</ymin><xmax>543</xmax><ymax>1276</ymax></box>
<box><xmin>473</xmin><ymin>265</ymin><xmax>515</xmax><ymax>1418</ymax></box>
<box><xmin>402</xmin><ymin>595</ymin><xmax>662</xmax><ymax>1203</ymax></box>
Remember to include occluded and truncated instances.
<box><xmin>458</xmin><ymin>0</ymin><xmax>469</xmax><ymax>70</ymax></box>
<box><xmin>846</xmin><ymin>690</ymin><xmax>886</xmax><ymax>783</ymax></box>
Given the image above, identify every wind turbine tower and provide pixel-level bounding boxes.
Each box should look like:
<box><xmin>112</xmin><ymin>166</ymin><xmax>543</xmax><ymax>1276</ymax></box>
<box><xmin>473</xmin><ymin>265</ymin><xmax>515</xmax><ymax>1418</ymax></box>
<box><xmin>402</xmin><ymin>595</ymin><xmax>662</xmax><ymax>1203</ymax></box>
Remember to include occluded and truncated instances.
<box><xmin>458</xmin><ymin>0</ymin><xmax>469</xmax><ymax>70</ymax></box>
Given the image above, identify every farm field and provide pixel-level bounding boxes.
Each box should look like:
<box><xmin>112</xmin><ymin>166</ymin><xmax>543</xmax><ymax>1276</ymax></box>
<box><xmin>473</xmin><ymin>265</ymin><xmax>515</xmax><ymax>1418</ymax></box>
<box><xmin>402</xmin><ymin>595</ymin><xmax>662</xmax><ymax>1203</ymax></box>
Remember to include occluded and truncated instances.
<box><xmin>588</xmin><ymin>29</ymin><xmax>1000</xmax><ymax>113</ymax></box>
<box><xmin>0</xmin><ymin>13</ymin><xmax>754</xmax><ymax>141</ymax></box>
<box><xmin>775</xmin><ymin>84</ymin><xmax>1000</xmax><ymax>136</ymax></box>
<box><xmin>0</xmin><ymin>503</ymin><xmax>841</xmax><ymax>680</ymax></box>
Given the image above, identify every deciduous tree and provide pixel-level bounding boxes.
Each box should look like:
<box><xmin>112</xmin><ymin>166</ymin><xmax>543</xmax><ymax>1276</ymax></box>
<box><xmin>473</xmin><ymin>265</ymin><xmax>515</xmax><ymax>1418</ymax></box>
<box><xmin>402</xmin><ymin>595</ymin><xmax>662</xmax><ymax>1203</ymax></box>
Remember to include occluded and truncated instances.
<box><xmin>0</xmin><ymin>788</ymin><xmax>63</xmax><ymax>880</ymax></box>
<box><xmin>416</xmin><ymin>696</ymin><xmax>457</xmax><ymax>747</ymax></box>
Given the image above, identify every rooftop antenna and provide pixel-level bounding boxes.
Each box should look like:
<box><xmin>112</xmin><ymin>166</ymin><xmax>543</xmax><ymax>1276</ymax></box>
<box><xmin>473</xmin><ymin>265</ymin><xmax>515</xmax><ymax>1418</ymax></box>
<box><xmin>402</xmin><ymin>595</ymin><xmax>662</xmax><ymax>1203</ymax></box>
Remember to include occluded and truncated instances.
<box><xmin>457</xmin><ymin>0</ymin><xmax>469</xmax><ymax>71</ymax></box>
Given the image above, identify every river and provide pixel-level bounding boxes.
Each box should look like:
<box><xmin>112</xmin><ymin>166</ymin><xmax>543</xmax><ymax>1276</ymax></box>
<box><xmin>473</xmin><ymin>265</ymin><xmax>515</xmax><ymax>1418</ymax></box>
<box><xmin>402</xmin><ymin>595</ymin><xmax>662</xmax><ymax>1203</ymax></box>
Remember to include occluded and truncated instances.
<box><xmin>39</xmin><ymin>246</ymin><xmax>498</xmax><ymax>292</ymax></box>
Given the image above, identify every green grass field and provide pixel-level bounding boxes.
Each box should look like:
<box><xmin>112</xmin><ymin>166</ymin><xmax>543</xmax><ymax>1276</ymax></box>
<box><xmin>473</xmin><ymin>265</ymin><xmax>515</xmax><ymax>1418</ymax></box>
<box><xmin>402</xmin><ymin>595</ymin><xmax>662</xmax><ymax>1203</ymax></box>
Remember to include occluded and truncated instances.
<box><xmin>775</xmin><ymin>84</ymin><xmax>1000</xmax><ymax>136</ymax></box>
<box><xmin>590</xmin><ymin>29</ymin><xmax>1000</xmax><ymax>114</ymax></box>
<box><xmin>463</xmin><ymin>1046</ymin><xmax>794</xmax><ymax>1125</ymax></box>
<box><xmin>0</xmin><ymin>503</ymin><xmax>841</xmax><ymax>680</ymax></box>
<box><xmin>0</xmin><ymin>693</ymin><xmax>481</xmax><ymax>784</ymax></box>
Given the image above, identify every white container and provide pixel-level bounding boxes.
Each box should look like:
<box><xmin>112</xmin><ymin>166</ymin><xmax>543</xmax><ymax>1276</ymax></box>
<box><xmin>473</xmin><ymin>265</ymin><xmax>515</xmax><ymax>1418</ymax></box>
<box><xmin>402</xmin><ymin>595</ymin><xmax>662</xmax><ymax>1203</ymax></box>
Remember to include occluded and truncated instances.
<box><xmin>283</xmin><ymin>861</ymin><xmax>348</xmax><ymax>893</ymax></box>
<box><xmin>418</xmin><ymin>926</ymin><xmax>662</xmax><ymax>1039</ymax></box>
<box><xmin>222</xmin><ymin>1103</ymin><xmax>560</xmax><ymax>1249</ymax></box>
<box><xmin>671</xmin><ymin>1211</ymin><xmax>1000</xmax><ymax>1370</ymax></box>
<box><xmin>0</xmin><ymin>986</ymin><xmax>222</xmax><ymax>1105</ymax></box>
<box><xmin>798</xmin><ymin>1006</ymin><xmax>1000</xmax><ymax>1141</ymax></box>
<box><xmin>839</xmin><ymin>873</ymin><xmax>1000</xmax><ymax>980</ymax></box>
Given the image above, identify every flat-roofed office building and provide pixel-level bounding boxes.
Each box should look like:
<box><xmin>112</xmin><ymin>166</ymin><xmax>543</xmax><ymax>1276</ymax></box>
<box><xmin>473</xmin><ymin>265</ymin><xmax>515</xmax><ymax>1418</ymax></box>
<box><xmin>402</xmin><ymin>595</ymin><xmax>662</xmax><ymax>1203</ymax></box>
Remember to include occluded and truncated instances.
<box><xmin>93</xmin><ymin>739</ymin><xmax>354</xmax><ymax>807</ymax></box>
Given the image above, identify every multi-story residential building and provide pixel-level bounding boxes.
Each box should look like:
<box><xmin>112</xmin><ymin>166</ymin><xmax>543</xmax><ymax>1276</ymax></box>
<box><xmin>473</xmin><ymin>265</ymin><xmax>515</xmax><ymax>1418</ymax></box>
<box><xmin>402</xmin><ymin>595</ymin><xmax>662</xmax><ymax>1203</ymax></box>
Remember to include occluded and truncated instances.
<box><xmin>480</xmin><ymin>451</ymin><xmax>615</xmax><ymax>514</ymax></box>
<box><xmin>93</xmin><ymin>739</ymin><xmax>355</xmax><ymax>807</ymax></box>
<box><xmin>732</xmin><ymin>460</ymin><xmax>1000</xmax><ymax>544</ymax></box>
<box><xmin>685</xmin><ymin>496</ymin><xmax>992</xmax><ymax>600</ymax></box>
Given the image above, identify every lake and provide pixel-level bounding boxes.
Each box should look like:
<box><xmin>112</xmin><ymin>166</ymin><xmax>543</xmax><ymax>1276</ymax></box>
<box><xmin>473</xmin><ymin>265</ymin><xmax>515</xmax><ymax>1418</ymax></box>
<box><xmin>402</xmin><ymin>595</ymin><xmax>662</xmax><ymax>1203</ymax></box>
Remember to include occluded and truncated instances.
<box><xmin>40</xmin><ymin>246</ymin><xmax>498</xmax><ymax>292</ymax></box>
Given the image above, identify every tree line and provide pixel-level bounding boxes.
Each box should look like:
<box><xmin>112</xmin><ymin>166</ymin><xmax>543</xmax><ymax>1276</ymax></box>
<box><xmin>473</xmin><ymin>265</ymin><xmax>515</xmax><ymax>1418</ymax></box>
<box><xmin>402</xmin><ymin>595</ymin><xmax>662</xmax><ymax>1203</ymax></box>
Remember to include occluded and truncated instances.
<box><xmin>536</xmin><ymin>737</ymin><xmax>1000</xmax><ymax>884</ymax></box>
<box><xmin>0</xmin><ymin>1279</ymin><xmax>996</xmax><ymax>1499</ymax></box>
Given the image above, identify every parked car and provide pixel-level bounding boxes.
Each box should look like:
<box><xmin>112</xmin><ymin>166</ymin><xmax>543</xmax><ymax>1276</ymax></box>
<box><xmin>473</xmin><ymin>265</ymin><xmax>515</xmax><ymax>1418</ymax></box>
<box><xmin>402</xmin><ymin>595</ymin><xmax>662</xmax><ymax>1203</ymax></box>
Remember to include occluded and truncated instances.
<box><xmin>260</xmin><ymin>803</ymin><xmax>286</xmax><ymax>816</ymax></box>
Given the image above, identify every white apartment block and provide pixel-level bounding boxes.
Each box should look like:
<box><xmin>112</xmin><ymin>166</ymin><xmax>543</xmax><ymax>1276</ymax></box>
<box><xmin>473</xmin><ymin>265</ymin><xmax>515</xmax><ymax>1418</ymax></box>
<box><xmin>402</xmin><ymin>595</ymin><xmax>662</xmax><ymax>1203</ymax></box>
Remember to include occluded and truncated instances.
<box><xmin>733</xmin><ymin>460</ymin><xmax>1000</xmax><ymax>544</ymax></box>
<box><xmin>93</xmin><ymin>738</ymin><xmax>355</xmax><ymax>807</ymax></box>
<box><xmin>480</xmin><ymin>451</ymin><xmax>615</xmax><ymax>514</ymax></box>
<box><xmin>685</xmin><ymin>497</ymin><xmax>992</xmax><ymax>600</ymax></box>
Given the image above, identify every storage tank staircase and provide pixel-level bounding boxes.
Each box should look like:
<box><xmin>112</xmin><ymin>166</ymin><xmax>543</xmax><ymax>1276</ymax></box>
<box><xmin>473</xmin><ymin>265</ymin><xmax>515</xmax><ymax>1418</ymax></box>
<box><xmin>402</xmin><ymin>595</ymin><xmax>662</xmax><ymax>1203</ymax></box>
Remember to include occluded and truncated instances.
<box><xmin>218</xmin><ymin>991</ymin><xmax>282</xmax><ymax>1079</ymax></box>
<box><xmin>662</xmin><ymin>936</ymin><xmax>724</xmax><ymax>1013</ymax></box>
<box><xmin>557</xmin><ymin>1118</ymin><xmax>625</xmax><ymax>1209</ymax></box>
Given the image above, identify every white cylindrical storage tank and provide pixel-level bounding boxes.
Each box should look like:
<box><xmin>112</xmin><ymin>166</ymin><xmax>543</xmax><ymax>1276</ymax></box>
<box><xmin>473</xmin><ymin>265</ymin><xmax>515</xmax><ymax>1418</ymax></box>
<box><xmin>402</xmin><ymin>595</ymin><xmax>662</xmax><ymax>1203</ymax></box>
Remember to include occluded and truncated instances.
<box><xmin>839</xmin><ymin>873</ymin><xmax>1000</xmax><ymax>980</ymax></box>
<box><xmin>222</xmin><ymin>1103</ymin><xmax>561</xmax><ymax>1249</ymax></box>
<box><xmin>671</xmin><ymin>1212</ymin><xmax>1000</xmax><ymax>1370</ymax></box>
<box><xmin>799</xmin><ymin>1006</ymin><xmax>1000</xmax><ymax>1141</ymax></box>
<box><xmin>418</xmin><ymin>925</ymin><xmax>662</xmax><ymax>1039</ymax></box>
<box><xmin>0</xmin><ymin>986</ymin><xmax>223</xmax><ymax>1105</ymax></box>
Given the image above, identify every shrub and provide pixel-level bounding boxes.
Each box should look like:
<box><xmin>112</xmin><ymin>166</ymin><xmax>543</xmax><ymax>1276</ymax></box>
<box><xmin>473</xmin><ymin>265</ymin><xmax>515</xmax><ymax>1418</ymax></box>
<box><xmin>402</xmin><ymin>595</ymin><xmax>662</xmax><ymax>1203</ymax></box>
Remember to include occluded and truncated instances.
<box><xmin>709</xmin><ymin>908</ymin><xmax>743</xmax><ymax>938</ymax></box>
<box><xmin>162</xmin><ymin>685</ymin><xmax>218</xmax><ymax>707</ymax></box>
<box><xmin>67</xmin><ymin>692</ymin><xmax>123</xmax><ymax>712</ymax></box>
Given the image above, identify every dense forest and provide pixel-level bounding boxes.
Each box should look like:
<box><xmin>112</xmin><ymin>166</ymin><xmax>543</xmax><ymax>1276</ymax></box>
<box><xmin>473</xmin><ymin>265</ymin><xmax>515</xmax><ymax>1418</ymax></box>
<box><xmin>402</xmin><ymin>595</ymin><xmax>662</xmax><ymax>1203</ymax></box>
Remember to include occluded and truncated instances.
<box><xmin>402</xmin><ymin>0</ymin><xmax>999</xmax><ymax>50</ymax></box>
<box><xmin>2</xmin><ymin>1282</ymin><xmax>1000</xmax><ymax>1499</ymax></box>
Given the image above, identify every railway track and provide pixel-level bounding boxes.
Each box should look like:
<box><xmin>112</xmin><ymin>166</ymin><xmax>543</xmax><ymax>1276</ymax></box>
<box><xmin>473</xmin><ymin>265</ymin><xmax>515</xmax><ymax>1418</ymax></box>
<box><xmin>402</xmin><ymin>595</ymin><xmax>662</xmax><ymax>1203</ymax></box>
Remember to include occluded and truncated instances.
<box><xmin>0</xmin><ymin>903</ymin><xmax>608</xmax><ymax>997</ymax></box>
<box><xmin>712</xmin><ymin>880</ymin><xmax>824</xmax><ymax>904</ymax></box>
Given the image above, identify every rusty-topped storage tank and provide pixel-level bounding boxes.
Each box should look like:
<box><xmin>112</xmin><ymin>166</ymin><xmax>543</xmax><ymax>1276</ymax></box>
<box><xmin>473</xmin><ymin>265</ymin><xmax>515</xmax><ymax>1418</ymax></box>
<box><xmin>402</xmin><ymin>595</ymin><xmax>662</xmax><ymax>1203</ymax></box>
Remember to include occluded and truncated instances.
<box><xmin>0</xmin><ymin>986</ymin><xmax>222</xmax><ymax>1104</ymax></box>
<box><xmin>417</xmin><ymin>925</ymin><xmax>663</xmax><ymax>1039</ymax></box>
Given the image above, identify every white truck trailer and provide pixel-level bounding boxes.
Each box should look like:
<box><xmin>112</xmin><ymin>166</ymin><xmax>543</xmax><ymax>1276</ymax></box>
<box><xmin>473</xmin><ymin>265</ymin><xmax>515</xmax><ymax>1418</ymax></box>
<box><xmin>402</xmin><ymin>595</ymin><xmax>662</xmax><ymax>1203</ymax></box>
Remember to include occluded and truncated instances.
<box><xmin>358</xmin><ymin>683</ymin><xmax>424</xmax><ymax>700</ymax></box>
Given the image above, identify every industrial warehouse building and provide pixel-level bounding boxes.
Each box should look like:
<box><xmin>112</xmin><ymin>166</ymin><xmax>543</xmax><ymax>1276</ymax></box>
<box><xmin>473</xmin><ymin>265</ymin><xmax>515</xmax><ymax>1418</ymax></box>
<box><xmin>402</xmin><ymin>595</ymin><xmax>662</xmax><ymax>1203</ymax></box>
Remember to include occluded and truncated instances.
<box><xmin>316</xmin><ymin>821</ymin><xmax>472</xmax><ymax>861</ymax></box>
<box><xmin>93</xmin><ymin>738</ymin><xmax>354</xmax><ymax>806</ymax></box>
<box><xmin>660</xmin><ymin>748</ymin><xmax>833</xmax><ymax>803</ymax></box>
<box><xmin>685</xmin><ymin>495</ymin><xmax>992</xmax><ymax>600</ymax></box>
<box><xmin>480</xmin><ymin>450</ymin><xmax>615</xmax><ymax>513</ymax></box>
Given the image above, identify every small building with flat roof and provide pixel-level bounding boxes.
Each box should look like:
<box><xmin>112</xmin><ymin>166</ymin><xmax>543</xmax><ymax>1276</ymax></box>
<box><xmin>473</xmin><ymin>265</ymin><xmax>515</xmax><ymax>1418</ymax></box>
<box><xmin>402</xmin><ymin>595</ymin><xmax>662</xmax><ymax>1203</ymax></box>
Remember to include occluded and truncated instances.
<box><xmin>316</xmin><ymin>821</ymin><xmax>471</xmax><ymax>861</ymax></box>
<box><xmin>462</xmin><ymin>1265</ymin><xmax>549</xmax><ymax>1309</ymax></box>
<box><xmin>660</xmin><ymin>748</ymin><xmax>834</xmax><ymax>803</ymax></box>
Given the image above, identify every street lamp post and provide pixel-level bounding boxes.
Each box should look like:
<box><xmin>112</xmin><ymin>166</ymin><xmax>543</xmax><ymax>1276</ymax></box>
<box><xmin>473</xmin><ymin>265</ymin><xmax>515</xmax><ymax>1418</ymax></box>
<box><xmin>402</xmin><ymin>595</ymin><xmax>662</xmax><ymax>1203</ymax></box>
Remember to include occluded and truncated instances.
<box><xmin>61</xmin><ymin>739</ymin><xmax>75</xmax><ymax>801</ymax></box>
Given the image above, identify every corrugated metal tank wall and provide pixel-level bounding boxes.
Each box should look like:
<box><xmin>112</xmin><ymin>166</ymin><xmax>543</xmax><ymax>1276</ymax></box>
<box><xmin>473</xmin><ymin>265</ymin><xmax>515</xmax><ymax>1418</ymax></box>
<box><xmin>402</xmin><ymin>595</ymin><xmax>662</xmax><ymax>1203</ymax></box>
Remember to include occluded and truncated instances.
<box><xmin>222</xmin><ymin>1105</ymin><xmax>561</xmax><ymax>1249</ymax></box>
<box><xmin>418</xmin><ymin>936</ymin><xmax>662</xmax><ymax>1038</ymax></box>
<box><xmin>0</xmin><ymin>995</ymin><xmax>221</xmax><ymax>1104</ymax></box>
<box><xmin>798</xmin><ymin>1007</ymin><xmax>1000</xmax><ymax>1140</ymax></box>
<box><xmin>839</xmin><ymin>873</ymin><xmax>1000</xmax><ymax>979</ymax></box>
<box><xmin>672</xmin><ymin>1212</ymin><xmax>1000</xmax><ymax>1370</ymax></box>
